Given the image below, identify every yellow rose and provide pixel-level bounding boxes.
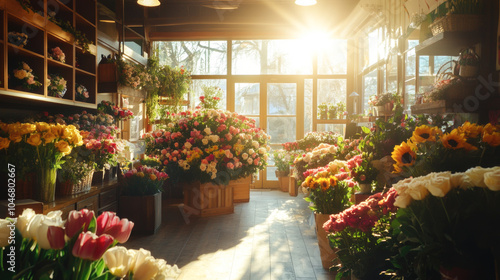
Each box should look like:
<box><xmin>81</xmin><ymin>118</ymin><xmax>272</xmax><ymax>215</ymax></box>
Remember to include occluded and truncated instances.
<box><xmin>0</xmin><ymin>137</ymin><xmax>10</xmax><ymax>150</ymax></box>
<box><xmin>149</xmin><ymin>174</ymin><xmax>157</xmax><ymax>181</ymax></box>
<box><xmin>36</xmin><ymin>122</ymin><xmax>51</xmax><ymax>133</ymax></box>
<box><xmin>70</xmin><ymin>131</ymin><xmax>83</xmax><ymax>146</ymax></box>
<box><xmin>8</xmin><ymin>123</ymin><xmax>21</xmax><ymax>134</ymax></box>
<box><xmin>54</xmin><ymin>140</ymin><xmax>72</xmax><ymax>155</ymax></box>
<box><xmin>27</xmin><ymin>133</ymin><xmax>42</xmax><ymax>146</ymax></box>
<box><xmin>14</xmin><ymin>69</ymin><xmax>28</xmax><ymax>80</ymax></box>
<box><xmin>42</xmin><ymin>131</ymin><xmax>57</xmax><ymax>143</ymax></box>
<box><xmin>137</xmin><ymin>172</ymin><xmax>145</xmax><ymax>178</ymax></box>
<box><xmin>9</xmin><ymin>132</ymin><xmax>23</xmax><ymax>143</ymax></box>
<box><xmin>50</xmin><ymin>124</ymin><xmax>64</xmax><ymax>137</ymax></box>
<box><xmin>19</xmin><ymin>123</ymin><xmax>36</xmax><ymax>135</ymax></box>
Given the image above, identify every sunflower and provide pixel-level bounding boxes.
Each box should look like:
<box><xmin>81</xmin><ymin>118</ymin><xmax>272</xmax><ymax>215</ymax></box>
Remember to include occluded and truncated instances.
<box><xmin>410</xmin><ymin>125</ymin><xmax>437</xmax><ymax>143</ymax></box>
<box><xmin>483</xmin><ymin>123</ymin><xmax>500</xmax><ymax>135</ymax></box>
<box><xmin>458</xmin><ymin>121</ymin><xmax>483</xmax><ymax>138</ymax></box>
<box><xmin>441</xmin><ymin>129</ymin><xmax>467</xmax><ymax>150</ymax></box>
<box><xmin>304</xmin><ymin>176</ymin><xmax>315</xmax><ymax>189</ymax></box>
<box><xmin>319</xmin><ymin>178</ymin><xmax>330</xmax><ymax>191</ymax></box>
<box><xmin>328</xmin><ymin>176</ymin><xmax>338</xmax><ymax>188</ymax></box>
<box><xmin>483</xmin><ymin>131</ymin><xmax>500</xmax><ymax>147</ymax></box>
<box><xmin>391</xmin><ymin>141</ymin><xmax>416</xmax><ymax>167</ymax></box>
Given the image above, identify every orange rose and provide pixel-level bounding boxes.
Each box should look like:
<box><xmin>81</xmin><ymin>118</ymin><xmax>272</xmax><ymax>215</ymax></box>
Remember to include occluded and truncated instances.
<box><xmin>27</xmin><ymin>133</ymin><xmax>42</xmax><ymax>146</ymax></box>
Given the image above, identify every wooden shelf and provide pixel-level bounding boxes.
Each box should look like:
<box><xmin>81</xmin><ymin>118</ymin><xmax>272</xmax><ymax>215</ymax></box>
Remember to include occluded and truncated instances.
<box><xmin>416</xmin><ymin>31</ymin><xmax>480</xmax><ymax>56</ymax></box>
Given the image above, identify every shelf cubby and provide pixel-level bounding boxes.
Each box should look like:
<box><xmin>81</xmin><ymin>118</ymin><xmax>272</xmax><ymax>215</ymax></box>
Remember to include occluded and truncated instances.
<box><xmin>76</xmin><ymin>48</ymin><xmax>96</xmax><ymax>74</ymax></box>
<box><xmin>47</xmin><ymin>33</ymin><xmax>74</xmax><ymax>66</ymax></box>
<box><xmin>7</xmin><ymin>14</ymin><xmax>45</xmax><ymax>56</ymax></box>
<box><xmin>48</xmin><ymin>63</ymin><xmax>74</xmax><ymax>101</ymax></box>
<box><xmin>7</xmin><ymin>47</ymin><xmax>45</xmax><ymax>96</ymax></box>
<box><xmin>53</xmin><ymin>0</ymin><xmax>74</xmax><ymax>11</ymax></box>
<box><xmin>75</xmin><ymin>0</ymin><xmax>96</xmax><ymax>25</ymax></box>
<box><xmin>75</xmin><ymin>72</ymin><xmax>96</xmax><ymax>104</ymax></box>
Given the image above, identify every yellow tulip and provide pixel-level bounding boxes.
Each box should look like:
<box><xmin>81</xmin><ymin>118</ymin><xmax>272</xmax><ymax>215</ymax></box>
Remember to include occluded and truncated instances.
<box><xmin>36</xmin><ymin>122</ymin><xmax>51</xmax><ymax>132</ymax></box>
<box><xmin>54</xmin><ymin>140</ymin><xmax>72</xmax><ymax>155</ymax></box>
<box><xmin>0</xmin><ymin>137</ymin><xmax>10</xmax><ymax>150</ymax></box>
<box><xmin>42</xmin><ymin>131</ymin><xmax>57</xmax><ymax>144</ymax></box>
<box><xmin>27</xmin><ymin>133</ymin><xmax>42</xmax><ymax>146</ymax></box>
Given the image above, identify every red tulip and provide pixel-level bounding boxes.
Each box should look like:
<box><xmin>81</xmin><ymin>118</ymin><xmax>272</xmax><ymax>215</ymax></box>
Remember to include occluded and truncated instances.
<box><xmin>72</xmin><ymin>231</ymin><xmax>114</xmax><ymax>261</ymax></box>
<box><xmin>65</xmin><ymin>209</ymin><xmax>95</xmax><ymax>238</ymax></box>
<box><xmin>47</xmin><ymin>226</ymin><xmax>65</xmax><ymax>250</ymax></box>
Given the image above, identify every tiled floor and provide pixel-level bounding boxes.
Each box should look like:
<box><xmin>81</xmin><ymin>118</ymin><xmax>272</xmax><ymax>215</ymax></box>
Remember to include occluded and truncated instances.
<box><xmin>125</xmin><ymin>190</ymin><xmax>335</xmax><ymax>280</ymax></box>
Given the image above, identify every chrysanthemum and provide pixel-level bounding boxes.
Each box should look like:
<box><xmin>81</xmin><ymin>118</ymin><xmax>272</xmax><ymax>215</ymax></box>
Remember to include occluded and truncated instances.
<box><xmin>458</xmin><ymin>121</ymin><xmax>483</xmax><ymax>138</ymax></box>
<box><xmin>391</xmin><ymin>141</ymin><xmax>416</xmax><ymax>167</ymax></box>
<box><xmin>410</xmin><ymin>125</ymin><xmax>440</xmax><ymax>143</ymax></box>
<box><xmin>441</xmin><ymin>129</ymin><xmax>468</xmax><ymax>150</ymax></box>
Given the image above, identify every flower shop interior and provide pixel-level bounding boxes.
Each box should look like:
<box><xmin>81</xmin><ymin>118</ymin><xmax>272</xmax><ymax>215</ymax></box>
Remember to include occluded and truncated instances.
<box><xmin>1</xmin><ymin>0</ymin><xmax>500</xmax><ymax>279</ymax></box>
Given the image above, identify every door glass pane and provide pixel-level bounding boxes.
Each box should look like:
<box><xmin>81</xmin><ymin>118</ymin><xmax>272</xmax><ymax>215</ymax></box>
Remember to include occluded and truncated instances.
<box><xmin>235</xmin><ymin>83</ymin><xmax>259</xmax><ymax>115</ymax></box>
<box><xmin>190</xmin><ymin>79</ymin><xmax>226</xmax><ymax>110</ymax></box>
<box><xmin>267</xmin><ymin>83</ymin><xmax>296</xmax><ymax>115</ymax></box>
<box><xmin>317</xmin><ymin>124</ymin><xmax>345</xmax><ymax>136</ymax></box>
<box><xmin>267</xmin><ymin>117</ymin><xmax>296</xmax><ymax>144</ymax></box>
<box><xmin>317</xmin><ymin>79</ymin><xmax>346</xmax><ymax>105</ymax></box>
<box><xmin>363</xmin><ymin>70</ymin><xmax>378</xmax><ymax>113</ymax></box>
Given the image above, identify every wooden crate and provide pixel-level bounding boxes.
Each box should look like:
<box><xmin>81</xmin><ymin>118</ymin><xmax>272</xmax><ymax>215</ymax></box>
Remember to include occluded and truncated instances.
<box><xmin>183</xmin><ymin>181</ymin><xmax>234</xmax><ymax>217</ymax></box>
<box><xmin>289</xmin><ymin>176</ymin><xmax>298</xmax><ymax>197</ymax></box>
<box><xmin>230</xmin><ymin>176</ymin><xmax>252</xmax><ymax>203</ymax></box>
<box><xmin>278</xmin><ymin>176</ymin><xmax>288</xmax><ymax>192</ymax></box>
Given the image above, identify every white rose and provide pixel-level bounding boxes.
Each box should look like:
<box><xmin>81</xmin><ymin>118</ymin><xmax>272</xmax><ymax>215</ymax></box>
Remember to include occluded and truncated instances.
<box><xmin>252</xmin><ymin>141</ymin><xmax>259</xmax><ymax>149</ymax></box>
<box><xmin>247</xmin><ymin>158</ymin><xmax>253</xmax><ymax>164</ymax></box>
<box><xmin>202</xmin><ymin>138</ymin><xmax>209</xmax><ymax>145</ymax></box>
<box><xmin>258</xmin><ymin>147</ymin><xmax>266</xmax><ymax>154</ymax></box>
<box><xmin>450</xmin><ymin>172</ymin><xmax>474</xmax><ymax>189</ymax></box>
<box><xmin>465</xmin><ymin>166</ymin><xmax>494</xmax><ymax>188</ymax></box>
<box><xmin>426</xmin><ymin>171</ymin><xmax>452</xmax><ymax>197</ymax></box>
<box><xmin>242</xmin><ymin>153</ymin><xmax>249</xmax><ymax>160</ymax></box>
<box><xmin>393</xmin><ymin>177</ymin><xmax>413</xmax><ymax>196</ymax></box>
<box><xmin>248</xmin><ymin>149</ymin><xmax>255</xmax><ymax>155</ymax></box>
<box><xmin>394</xmin><ymin>193</ymin><xmax>412</xmax><ymax>208</ymax></box>
<box><xmin>209</xmin><ymin>135</ymin><xmax>219</xmax><ymax>143</ymax></box>
<box><xmin>0</xmin><ymin>219</ymin><xmax>11</xmax><ymax>248</ymax></box>
<box><xmin>407</xmin><ymin>177</ymin><xmax>430</xmax><ymax>200</ymax></box>
<box><xmin>204</xmin><ymin>127</ymin><xmax>212</xmax><ymax>135</ymax></box>
<box><xmin>184</xmin><ymin>142</ymin><xmax>192</xmax><ymax>149</ymax></box>
<box><xmin>484</xmin><ymin>167</ymin><xmax>500</xmax><ymax>191</ymax></box>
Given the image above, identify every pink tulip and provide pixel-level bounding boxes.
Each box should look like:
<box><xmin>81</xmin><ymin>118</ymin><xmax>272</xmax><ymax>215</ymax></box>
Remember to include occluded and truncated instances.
<box><xmin>47</xmin><ymin>226</ymin><xmax>65</xmax><ymax>250</ymax></box>
<box><xmin>96</xmin><ymin>212</ymin><xmax>134</xmax><ymax>243</ymax></box>
<box><xmin>72</xmin><ymin>232</ymin><xmax>114</xmax><ymax>261</ymax></box>
<box><xmin>65</xmin><ymin>209</ymin><xmax>95</xmax><ymax>238</ymax></box>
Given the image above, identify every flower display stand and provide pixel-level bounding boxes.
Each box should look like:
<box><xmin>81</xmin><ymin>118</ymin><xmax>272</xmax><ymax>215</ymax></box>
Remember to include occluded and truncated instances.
<box><xmin>119</xmin><ymin>192</ymin><xmax>162</xmax><ymax>234</ymax></box>
<box><xmin>278</xmin><ymin>176</ymin><xmax>289</xmax><ymax>192</ymax></box>
<box><xmin>230</xmin><ymin>176</ymin><xmax>252</xmax><ymax>203</ymax></box>
<box><xmin>289</xmin><ymin>176</ymin><xmax>298</xmax><ymax>197</ymax></box>
<box><xmin>314</xmin><ymin>213</ymin><xmax>339</xmax><ymax>270</ymax></box>
<box><xmin>182</xmin><ymin>181</ymin><xmax>234</xmax><ymax>217</ymax></box>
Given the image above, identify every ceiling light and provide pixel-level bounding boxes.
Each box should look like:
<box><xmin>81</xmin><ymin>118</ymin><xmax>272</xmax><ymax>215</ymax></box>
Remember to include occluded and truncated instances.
<box><xmin>137</xmin><ymin>0</ymin><xmax>160</xmax><ymax>7</ymax></box>
<box><xmin>295</xmin><ymin>0</ymin><xmax>317</xmax><ymax>6</ymax></box>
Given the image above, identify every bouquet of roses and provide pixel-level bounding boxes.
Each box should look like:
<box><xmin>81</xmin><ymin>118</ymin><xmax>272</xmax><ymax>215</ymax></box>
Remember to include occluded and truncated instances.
<box><xmin>76</xmin><ymin>83</ymin><xmax>90</xmax><ymax>101</ymax></box>
<box><xmin>97</xmin><ymin>100</ymin><xmax>134</xmax><ymax>122</ymax></box>
<box><xmin>293</xmin><ymin>143</ymin><xmax>342</xmax><ymax>183</ymax></box>
<box><xmin>48</xmin><ymin>73</ymin><xmax>67</xmax><ymax>98</ymax></box>
<box><xmin>48</xmin><ymin>46</ymin><xmax>66</xmax><ymax>63</ymax></box>
<box><xmin>122</xmin><ymin>165</ymin><xmax>169</xmax><ymax>196</ymax></box>
<box><xmin>12</xmin><ymin>62</ymin><xmax>42</xmax><ymax>91</ymax></box>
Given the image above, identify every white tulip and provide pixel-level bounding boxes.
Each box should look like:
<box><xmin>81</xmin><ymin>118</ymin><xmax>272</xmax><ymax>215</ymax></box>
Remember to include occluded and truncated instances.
<box><xmin>103</xmin><ymin>246</ymin><xmax>133</xmax><ymax>278</ymax></box>
<box><xmin>134</xmin><ymin>256</ymin><xmax>159</xmax><ymax>280</ymax></box>
<box><xmin>0</xmin><ymin>219</ymin><xmax>12</xmax><ymax>248</ymax></box>
<box><xmin>16</xmin><ymin>208</ymin><xmax>36</xmax><ymax>238</ymax></box>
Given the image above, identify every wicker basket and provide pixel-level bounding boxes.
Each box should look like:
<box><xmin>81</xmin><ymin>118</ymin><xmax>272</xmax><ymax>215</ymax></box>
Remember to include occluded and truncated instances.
<box><xmin>57</xmin><ymin>170</ymin><xmax>94</xmax><ymax>196</ymax></box>
<box><xmin>429</xmin><ymin>14</ymin><xmax>483</xmax><ymax>36</ymax></box>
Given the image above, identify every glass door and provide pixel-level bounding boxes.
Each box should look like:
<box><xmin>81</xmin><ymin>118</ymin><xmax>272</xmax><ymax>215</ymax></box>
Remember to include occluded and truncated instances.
<box><xmin>234</xmin><ymin>78</ymin><xmax>302</xmax><ymax>189</ymax></box>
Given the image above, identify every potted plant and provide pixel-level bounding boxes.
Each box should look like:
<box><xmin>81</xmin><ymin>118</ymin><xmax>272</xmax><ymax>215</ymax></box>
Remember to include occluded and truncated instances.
<box><xmin>318</xmin><ymin>102</ymin><xmax>328</xmax><ymax>120</ymax></box>
<box><xmin>429</xmin><ymin>0</ymin><xmax>484</xmax><ymax>36</ymax></box>
<box><xmin>196</xmin><ymin>86</ymin><xmax>223</xmax><ymax>110</ymax></box>
<box><xmin>328</xmin><ymin>103</ymin><xmax>337</xmax><ymax>119</ymax></box>
<box><xmin>57</xmin><ymin>152</ymin><xmax>96</xmax><ymax>196</ymax></box>
<box><xmin>336</xmin><ymin>101</ymin><xmax>346</xmax><ymax>119</ymax></box>
<box><xmin>273</xmin><ymin>149</ymin><xmax>290</xmax><ymax>192</ymax></box>
<box><xmin>458</xmin><ymin>48</ymin><xmax>480</xmax><ymax>78</ymax></box>
<box><xmin>119</xmin><ymin>165</ymin><xmax>168</xmax><ymax>234</ymax></box>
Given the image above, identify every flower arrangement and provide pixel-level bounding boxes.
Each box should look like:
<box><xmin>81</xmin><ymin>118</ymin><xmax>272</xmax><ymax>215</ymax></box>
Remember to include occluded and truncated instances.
<box><xmin>48</xmin><ymin>46</ymin><xmax>66</xmax><ymax>63</ymax></box>
<box><xmin>122</xmin><ymin>165</ymin><xmax>169</xmax><ymax>196</ymax></box>
<box><xmin>458</xmin><ymin>48</ymin><xmax>480</xmax><ymax>66</ymax></box>
<box><xmin>368</xmin><ymin>92</ymin><xmax>399</xmax><ymax>107</ymax></box>
<box><xmin>346</xmin><ymin>153</ymin><xmax>379</xmax><ymax>189</ymax></box>
<box><xmin>117</xmin><ymin>58</ymin><xmax>148</xmax><ymax>90</ymax></box>
<box><xmin>327</xmin><ymin>101</ymin><xmax>347</xmax><ymax>119</ymax></box>
<box><xmin>273</xmin><ymin>149</ymin><xmax>291</xmax><ymax>174</ymax></box>
<box><xmin>155</xmin><ymin>65</ymin><xmax>192</xmax><ymax>110</ymax></box>
<box><xmin>47</xmin><ymin>73</ymin><xmax>68</xmax><ymax>98</ymax></box>
<box><xmin>301</xmin><ymin>159</ymin><xmax>355</xmax><ymax>214</ymax></box>
<box><xmin>76</xmin><ymin>83</ymin><xmax>90</xmax><ymax>101</ymax></box>
<box><xmin>391</xmin><ymin>167</ymin><xmax>500</xmax><ymax>279</ymax></box>
<box><xmin>97</xmin><ymin>100</ymin><xmax>134</xmax><ymax>122</ymax></box>
<box><xmin>196</xmin><ymin>86</ymin><xmax>223</xmax><ymax>110</ymax></box>
<box><xmin>391</xmin><ymin>122</ymin><xmax>500</xmax><ymax>177</ymax></box>
<box><xmin>323</xmin><ymin>188</ymin><xmax>398</xmax><ymax>279</ymax></box>
<box><xmin>8</xmin><ymin>31</ymin><xmax>28</xmax><ymax>47</ymax></box>
<box><xmin>12</xmin><ymin>62</ymin><xmax>42</xmax><ymax>91</ymax></box>
<box><xmin>58</xmin><ymin>152</ymin><xmax>96</xmax><ymax>185</ymax></box>
<box><xmin>293</xmin><ymin>143</ymin><xmax>342</xmax><ymax>183</ymax></box>
<box><xmin>144</xmin><ymin>109</ymin><xmax>270</xmax><ymax>185</ymax></box>
<box><xmin>0</xmin><ymin>208</ymin><xmax>181</xmax><ymax>279</ymax></box>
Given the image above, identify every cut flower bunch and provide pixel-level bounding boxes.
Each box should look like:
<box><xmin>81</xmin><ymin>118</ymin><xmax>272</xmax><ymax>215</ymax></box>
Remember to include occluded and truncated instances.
<box><xmin>122</xmin><ymin>165</ymin><xmax>169</xmax><ymax>196</ymax></box>
<box><xmin>144</xmin><ymin>109</ymin><xmax>270</xmax><ymax>185</ymax></box>
<box><xmin>12</xmin><ymin>62</ymin><xmax>42</xmax><ymax>91</ymax></box>
<box><xmin>0</xmin><ymin>209</ymin><xmax>180</xmax><ymax>280</ymax></box>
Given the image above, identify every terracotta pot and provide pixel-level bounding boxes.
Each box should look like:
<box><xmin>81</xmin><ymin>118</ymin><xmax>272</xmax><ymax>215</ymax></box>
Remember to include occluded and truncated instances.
<box><xmin>119</xmin><ymin>192</ymin><xmax>162</xmax><ymax>234</ymax></box>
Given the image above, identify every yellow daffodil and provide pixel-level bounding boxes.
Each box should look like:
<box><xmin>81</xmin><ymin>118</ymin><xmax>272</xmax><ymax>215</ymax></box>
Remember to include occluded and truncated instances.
<box><xmin>391</xmin><ymin>141</ymin><xmax>416</xmax><ymax>167</ymax></box>
<box><xmin>441</xmin><ymin>129</ymin><xmax>467</xmax><ymax>150</ymax></box>
<box><xmin>27</xmin><ymin>133</ymin><xmax>42</xmax><ymax>146</ymax></box>
<box><xmin>0</xmin><ymin>137</ymin><xmax>10</xmax><ymax>150</ymax></box>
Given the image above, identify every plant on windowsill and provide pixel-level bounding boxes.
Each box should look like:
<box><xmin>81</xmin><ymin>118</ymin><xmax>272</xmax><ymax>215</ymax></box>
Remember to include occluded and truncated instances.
<box><xmin>318</xmin><ymin>102</ymin><xmax>329</xmax><ymax>120</ymax></box>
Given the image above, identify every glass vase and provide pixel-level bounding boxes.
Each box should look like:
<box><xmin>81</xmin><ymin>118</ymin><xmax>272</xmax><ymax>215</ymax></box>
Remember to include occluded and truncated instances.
<box><xmin>36</xmin><ymin>167</ymin><xmax>58</xmax><ymax>203</ymax></box>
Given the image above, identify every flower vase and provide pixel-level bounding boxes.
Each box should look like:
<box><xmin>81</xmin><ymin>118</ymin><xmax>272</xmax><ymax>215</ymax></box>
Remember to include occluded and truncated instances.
<box><xmin>35</xmin><ymin>167</ymin><xmax>57</xmax><ymax>203</ymax></box>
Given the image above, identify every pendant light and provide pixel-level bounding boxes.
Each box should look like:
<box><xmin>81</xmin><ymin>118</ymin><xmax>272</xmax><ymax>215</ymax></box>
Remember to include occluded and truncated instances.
<box><xmin>137</xmin><ymin>0</ymin><xmax>161</xmax><ymax>7</ymax></box>
<box><xmin>295</xmin><ymin>0</ymin><xmax>317</xmax><ymax>6</ymax></box>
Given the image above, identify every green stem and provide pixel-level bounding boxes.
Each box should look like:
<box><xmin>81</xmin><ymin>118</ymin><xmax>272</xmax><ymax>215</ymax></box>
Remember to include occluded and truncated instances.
<box><xmin>439</xmin><ymin>198</ymin><xmax>451</xmax><ymax>225</ymax></box>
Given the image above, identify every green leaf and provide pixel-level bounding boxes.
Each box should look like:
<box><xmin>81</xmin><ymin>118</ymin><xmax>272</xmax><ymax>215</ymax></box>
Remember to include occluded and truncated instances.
<box><xmin>88</xmin><ymin>215</ymin><xmax>97</xmax><ymax>234</ymax></box>
<box><xmin>361</xmin><ymin>126</ymin><xmax>371</xmax><ymax>134</ymax></box>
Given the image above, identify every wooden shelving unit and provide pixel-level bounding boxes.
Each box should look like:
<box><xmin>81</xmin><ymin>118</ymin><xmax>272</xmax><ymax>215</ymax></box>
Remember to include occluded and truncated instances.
<box><xmin>0</xmin><ymin>0</ymin><xmax>98</xmax><ymax>108</ymax></box>
<box><xmin>415</xmin><ymin>31</ymin><xmax>481</xmax><ymax>56</ymax></box>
